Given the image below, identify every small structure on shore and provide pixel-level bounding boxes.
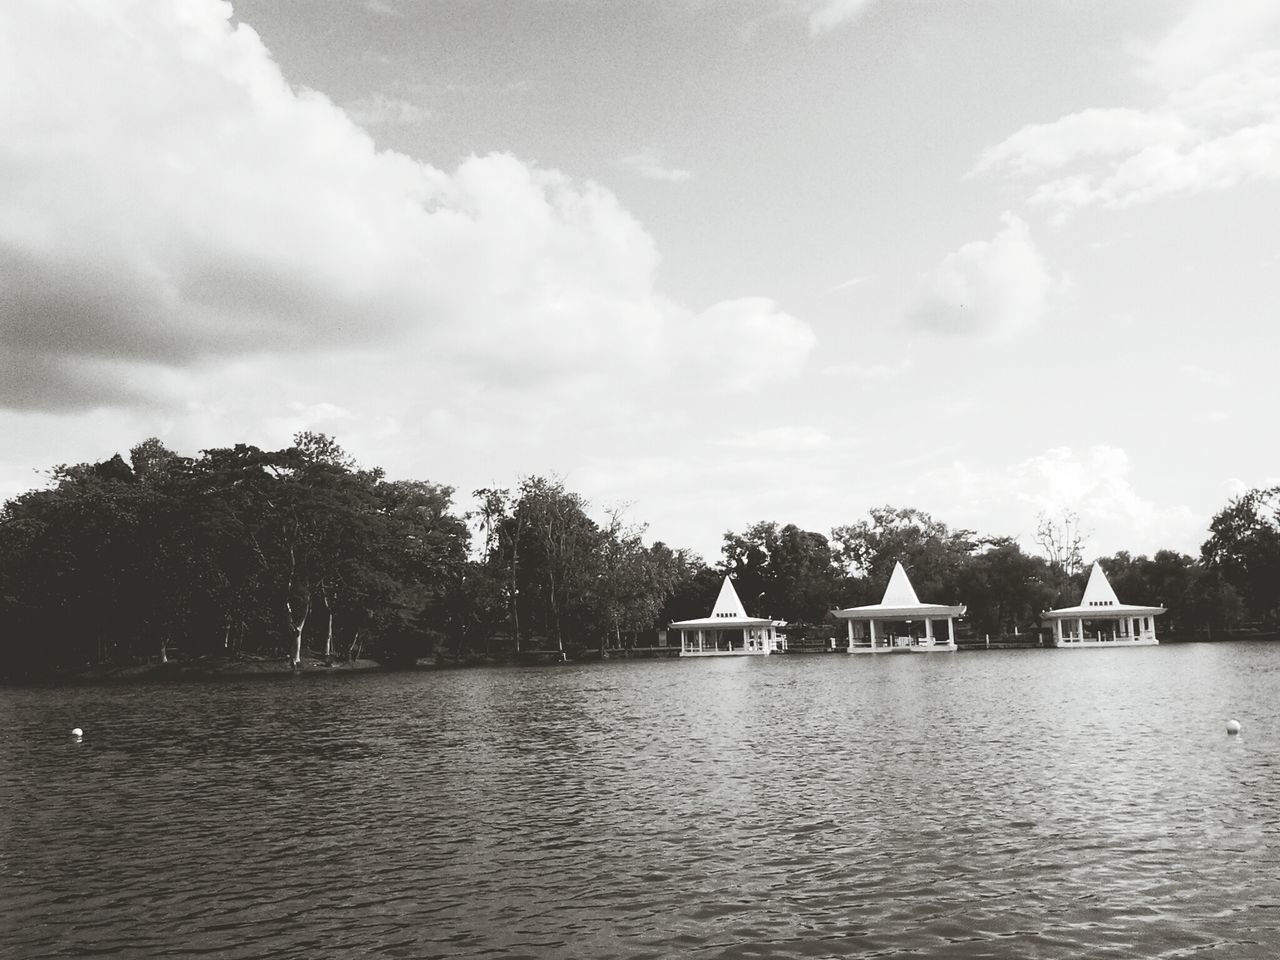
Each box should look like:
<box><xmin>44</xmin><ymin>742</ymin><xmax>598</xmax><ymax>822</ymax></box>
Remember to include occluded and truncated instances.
<box><xmin>833</xmin><ymin>562</ymin><xmax>963</xmax><ymax>653</ymax></box>
<box><xmin>670</xmin><ymin>576</ymin><xmax>786</xmax><ymax>657</ymax></box>
<box><xmin>1043</xmin><ymin>561</ymin><xmax>1164</xmax><ymax>648</ymax></box>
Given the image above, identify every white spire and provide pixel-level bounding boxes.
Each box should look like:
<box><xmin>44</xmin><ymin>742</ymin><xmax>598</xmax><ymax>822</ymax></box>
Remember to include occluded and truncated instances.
<box><xmin>1080</xmin><ymin>561</ymin><xmax>1121</xmax><ymax>607</ymax></box>
<box><xmin>710</xmin><ymin>576</ymin><xmax>749</xmax><ymax>618</ymax></box>
<box><xmin>881</xmin><ymin>561</ymin><xmax>921</xmax><ymax>606</ymax></box>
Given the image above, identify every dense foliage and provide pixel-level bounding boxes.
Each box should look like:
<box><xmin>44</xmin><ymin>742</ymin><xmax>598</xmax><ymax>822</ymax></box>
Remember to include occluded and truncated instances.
<box><xmin>0</xmin><ymin>435</ymin><xmax>1268</xmax><ymax>678</ymax></box>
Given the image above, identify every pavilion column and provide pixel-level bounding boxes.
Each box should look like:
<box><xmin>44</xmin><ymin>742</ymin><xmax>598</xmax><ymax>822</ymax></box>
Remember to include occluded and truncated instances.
<box><xmin>1055</xmin><ymin>618</ymin><xmax>1063</xmax><ymax>643</ymax></box>
<box><xmin>1077</xmin><ymin>618</ymin><xmax>1084</xmax><ymax>642</ymax></box>
<box><xmin>869</xmin><ymin>620</ymin><xmax>878</xmax><ymax>649</ymax></box>
<box><xmin>846</xmin><ymin>619</ymin><xmax>854</xmax><ymax>652</ymax></box>
<box><xmin>947</xmin><ymin>618</ymin><xmax>955</xmax><ymax>645</ymax></box>
<box><xmin>925</xmin><ymin>618</ymin><xmax>934</xmax><ymax>647</ymax></box>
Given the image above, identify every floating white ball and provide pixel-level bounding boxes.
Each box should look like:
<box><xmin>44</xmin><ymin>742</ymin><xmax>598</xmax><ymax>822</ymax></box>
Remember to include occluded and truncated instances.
<box><xmin>1226</xmin><ymin>719</ymin><xmax>1241</xmax><ymax>735</ymax></box>
<box><xmin>71</xmin><ymin>727</ymin><xmax>83</xmax><ymax>738</ymax></box>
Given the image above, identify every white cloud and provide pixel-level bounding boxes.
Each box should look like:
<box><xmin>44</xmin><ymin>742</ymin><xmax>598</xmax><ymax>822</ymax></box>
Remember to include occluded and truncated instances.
<box><xmin>1193</xmin><ymin>410</ymin><xmax>1230</xmax><ymax>424</ymax></box>
<box><xmin>972</xmin><ymin>108</ymin><xmax>1193</xmax><ymax>178</ymax></box>
<box><xmin>827</xmin><ymin>275</ymin><xmax>868</xmax><ymax>293</ymax></box>
<box><xmin>908</xmin><ymin>213</ymin><xmax>1057</xmax><ymax>338</ymax></box>
<box><xmin>820</xmin><ymin>356</ymin><xmax>912</xmax><ymax>381</ymax></box>
<box><xmin>717</xmin><ymin>426</ymin><xmax>832</xmax><ymax>451</ymax></box>
<box><xmin>676</xmin><ymin>298</ymin><xmax>815</xmax><ymax>391</ymax></box>
<box><xmin>1132</xmin><ymin>0</ymin><xmax>1280</xmax><ymax>90</ymax></box>
<box><xmin>807</xmin><ymin>0</ymin><xmax>875</xmax><ymax>36</ymax></box>
<box><xmin>618</xmin><ymin>148</ymin><xmax>693</xmax><ymax>183</ymax></box>
<box><xmin>1178</xmin><ymin>363</ymin><xmax>1232</xmax><ymax>390</ymax></box>
<box><xmin>914</xmin><ymin>445</ymin><xmax>1205</xmax><ymax>558</ymax></box>
<box><xmin>0</xmin><ymin>0</ymin><xmax>811</xmax><ymax>413</ymax></box>
<box><xmin>344</xmin><ymin>92</ymin><xmax>429</xmax><ymax>127</ymax></box>
<box><xmin>1224</xmin><ymin>476</ymin><xmax>1280</xmax><ymax>498</ymax></box>
<box><xmin>975</xmin><ymin>3</ymin><xmax>1280</xmax><ymax>220</ymax></box>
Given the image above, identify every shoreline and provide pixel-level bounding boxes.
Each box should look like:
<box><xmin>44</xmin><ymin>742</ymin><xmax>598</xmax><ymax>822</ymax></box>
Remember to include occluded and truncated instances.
<box><xmin>3</xmin><ymin>630</ymin><xmax>1275</xmax><ymax>685</ymax></box>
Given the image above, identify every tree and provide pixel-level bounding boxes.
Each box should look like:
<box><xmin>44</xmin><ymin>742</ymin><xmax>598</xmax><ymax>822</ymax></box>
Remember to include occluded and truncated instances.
<box><xmin>957</xmin><ymin>539</ymin><xmax>1056</xmax><ymax>637</ymax></box>
<box><xmin>1201</xmin><ymin>486</ymin><xmax>1280</xmax><ymax>625</ymax></box>
<box><xmin>658</xmin><ymin>549</ymin><xmax>722</xmax><ymax>625</ymax></box>
<box><xmin>0</xmin><ymin>435</ymin><xmax>464</xmax><ymax>674</ymax></box>
<box><xmin>594</xmin><ymin>510</ymin><xmax>681</xmax><ymax>654</ymax></box>
<box><xmin>366</xmin><ymin>478</ymin><xmax>470</xmax><ymax>662</ymax></box>
<box><xmin>1035</xmin><ymin>510</ymin><xmax>1087</xmax><ymax>576</ymax></box>
<box><xmin>721</xmin><ymin>521</ymin><xmax>839</xmax><ymax>623</ymax></box>
<box><xmin>511</xmin><ymin>476</ymin><xmax>603</xmax><ymax>653</ymax></box>
<box><xmin>470</xmin><ymin>487</ymin><xmax>522</xmax><ymax>653</ymax></box>
<box><xmin>831</xmin><ymin>506</ymin><xmax>975</xmax><ymax>602</ymax></box>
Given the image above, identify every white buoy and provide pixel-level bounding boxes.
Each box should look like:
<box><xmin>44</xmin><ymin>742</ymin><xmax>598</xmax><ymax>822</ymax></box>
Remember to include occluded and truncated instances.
<box><xmin>1226</xmin><ymin>719</ymin><xmax>1241</xmax><ymax>735</ymax></box>
<box><xmin>71</xmin><ymin>727</ymin><xmax>83</xmax><ymax>738</ymax></box>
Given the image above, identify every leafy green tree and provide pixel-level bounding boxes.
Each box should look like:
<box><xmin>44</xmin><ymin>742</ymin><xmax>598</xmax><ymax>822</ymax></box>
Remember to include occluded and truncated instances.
<box><xmin>470</xmin><ymin>487</ymin><xmax>522</xmax><ymax>652</ymax></box>
<box><xmin>831</xmin><ymin>506</ymin><xmax>975</xmax><ymax>602</ymax></box>
<box><xmin>1202</xmin><ymin>486</ymin><xmax>1280</xmax><ymax>624</ymax></box>
<box><xmin>511</xmin><ymin>476</ymin><xmax>603</xmax><ymax>653</ymax></box>
<box><xmin>364</xmin><ymin>478</ymin><xmax>470</xmax><ymax>662</ymax></box>
<box><xmin>957</xmin><ymin>538</ymin><xmax>1056</xmax><ymax>637</ymax></box>
<box><xmin>721</xmin><ymin>521</ymin><xmax>839</xmax><ymax>623</ymax></box>
<box><xmin>594</xmin><ymin>511</ymin><xmax>681</xmax><ymax>653</ymax></box>
<box><xmin>1035</xmin><ymin>509</ymin><xmax>1087</xmax><ymax>575</ymax></box>
<box><xmin>657</xmin><ymin>548</ymin><xmax>722</xmax><ymax>624</ymax></box>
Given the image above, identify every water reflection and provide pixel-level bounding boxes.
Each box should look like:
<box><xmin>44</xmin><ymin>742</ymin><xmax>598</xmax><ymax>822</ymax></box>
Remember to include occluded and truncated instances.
<box><xmin>3</xmin><ymin>644</ymin><xmax>1280</xmax><ymax>957</ymax></box>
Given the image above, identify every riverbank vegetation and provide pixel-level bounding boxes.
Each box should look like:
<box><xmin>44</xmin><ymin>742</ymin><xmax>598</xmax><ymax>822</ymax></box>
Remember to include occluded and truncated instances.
<box><xmin>1</xmin><ymin>434</ymin><xmax>1276</xmax><ymax>679</ymax></box>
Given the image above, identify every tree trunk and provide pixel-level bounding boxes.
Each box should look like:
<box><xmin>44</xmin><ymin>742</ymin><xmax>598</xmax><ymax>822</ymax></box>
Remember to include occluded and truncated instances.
<box><xmin>509</xmin><ymin>576</ymin><xmax>521</xmax><ymax>654</ymax></box>
<box><xmin>287</xmin><ymin>596</ymin><xmax>309</xmax><ymax>667</ymax></box>
<box><xmin>509</xmin><ymin>513</ymin><xmax>522</xmax><ymax>654</ymax></box>
<box><xmin>159</xmin><ymin>636</ymin><xmax>168</xmax><ymax>664</ymax></box>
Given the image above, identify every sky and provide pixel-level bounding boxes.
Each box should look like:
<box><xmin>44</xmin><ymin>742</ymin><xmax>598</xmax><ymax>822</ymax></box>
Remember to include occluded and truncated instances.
<box><xmin>2</xmin><ymin>0</ymin><xmax>1278</xmax><ymax>564</ymax></box>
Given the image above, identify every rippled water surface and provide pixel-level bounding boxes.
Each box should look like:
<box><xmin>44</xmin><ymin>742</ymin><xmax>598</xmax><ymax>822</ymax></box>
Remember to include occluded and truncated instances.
<box><xmin>4</xmin><ymin>643</ymin><xmax>1280</xmax><ymax>958</ymax></box>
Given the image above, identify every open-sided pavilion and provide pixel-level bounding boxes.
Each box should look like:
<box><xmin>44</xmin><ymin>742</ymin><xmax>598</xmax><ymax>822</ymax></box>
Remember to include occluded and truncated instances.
<box><xmin>670</xmin><ymin>576</ymin><xmax>786</xmax><ymax>657</ymax></box>
<box><xmin>1044</xmin><ymin>562</ymin><xmax>1164</xmax><ymax>648</ymax></box>
<box><xmin>833</xmin><ymin>562</ymin><xmax>964</xmax><ymax>653</ymax></box>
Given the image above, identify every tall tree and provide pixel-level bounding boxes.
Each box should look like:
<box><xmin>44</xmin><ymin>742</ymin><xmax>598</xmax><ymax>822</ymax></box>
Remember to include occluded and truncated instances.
<box><xmin>722</xmin><ymin>521</ymin><xmax>839</xmax><ymax>623</ymax></box>
<box><xmin>471</xmin><ymin>487</ymin><xmax>522</xmax><ymax>653</ymax></box>
<box><xmin>957</xmin><ymin>539</ymin><xmax>1056</xmax><ymax>637</ymax></box>
<box><xmin>366</xmin><ymin>478</ymin><xmax>470</xmax><ymax>662</ymax></box>
<box><xmin>1201</xmin><ymin>486</ymin><xmax>1280</xmax><ymax>625</ymax></box>
<box><xmin>1035</xmin><ymin>510</ymin><xmax>1087</xmax><ymax>576</ymax></box>
<box><xmin>594</xmin><ymin>510</ymin><xmax>681</xmax><ymax>653</ymax></box>
<box><xmin>511</xmin><ymin>476</ymin><xmax>603</xmax><ymax>652</ymax></box>
<box><xmin>831</xmin><ymin>506</ymin><xmax>975</xmax><ymax>602</ymax></box>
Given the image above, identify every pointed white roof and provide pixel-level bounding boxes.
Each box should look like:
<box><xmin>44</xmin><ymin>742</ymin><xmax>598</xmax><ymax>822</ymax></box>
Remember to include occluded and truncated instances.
<box><xmin>881</xmin><ymin>562</ymin><xmax>921</xmax><ymax>606</ymax></box>
<box><xmin>833</xmin><ymin>561</ymin><xmax>964</xmax><ymax>620</ymax></box>
<box><xmin>1045</xmin><ymin>561</ymin><xmax>1165</xmax><ymax>618</ymax></box>
<box><xmin>669</xmin><ymin>575</ymin><xmax>777</xmax><ymax>628</ymax></box>
<box><xmin>1080</xmin><ymin>562</ymin><xmax>1120</xmax><ymax>606</ymax></box>
<box><xmin>710</xmin><ymin>576</ymin><xmax>747</xmax><ymax>618</ymax></box>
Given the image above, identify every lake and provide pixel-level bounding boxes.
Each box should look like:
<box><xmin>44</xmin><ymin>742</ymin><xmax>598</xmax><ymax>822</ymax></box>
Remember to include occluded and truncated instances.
<box><xmin>3</xmin><ymin>643</ymin><xmax>1279</xmax><ymax>959</ymax></box>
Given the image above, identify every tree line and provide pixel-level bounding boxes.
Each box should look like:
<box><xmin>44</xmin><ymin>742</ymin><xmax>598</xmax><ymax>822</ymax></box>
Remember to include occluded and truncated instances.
<box><xmin>1</xmin><ymin>434</ymin><xmax>1276</xmax><ymax>677</ymax></box>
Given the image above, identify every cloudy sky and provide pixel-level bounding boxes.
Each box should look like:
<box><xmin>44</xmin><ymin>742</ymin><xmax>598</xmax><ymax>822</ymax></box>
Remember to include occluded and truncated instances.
<box><xmin>3</xmin><ymin>0</ymin><xmax>1278</xmax><ymax>562</ymax></box>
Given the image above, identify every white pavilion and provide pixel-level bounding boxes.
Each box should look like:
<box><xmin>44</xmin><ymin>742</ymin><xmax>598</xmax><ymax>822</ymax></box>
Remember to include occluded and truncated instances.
<box><xmin>1044</xmin><ymin>561</ymin><xmax>1164</xmax><ymax>648</ymax></box>
<box><xmin>670</xmin><ymin>576</ymin><xmax>787</xmax><ymax>657</ymax></box>
<box><xmin>833</xmin><ymin>561</ymin><xmax>964</xmax><ymax>653</ymax></box>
